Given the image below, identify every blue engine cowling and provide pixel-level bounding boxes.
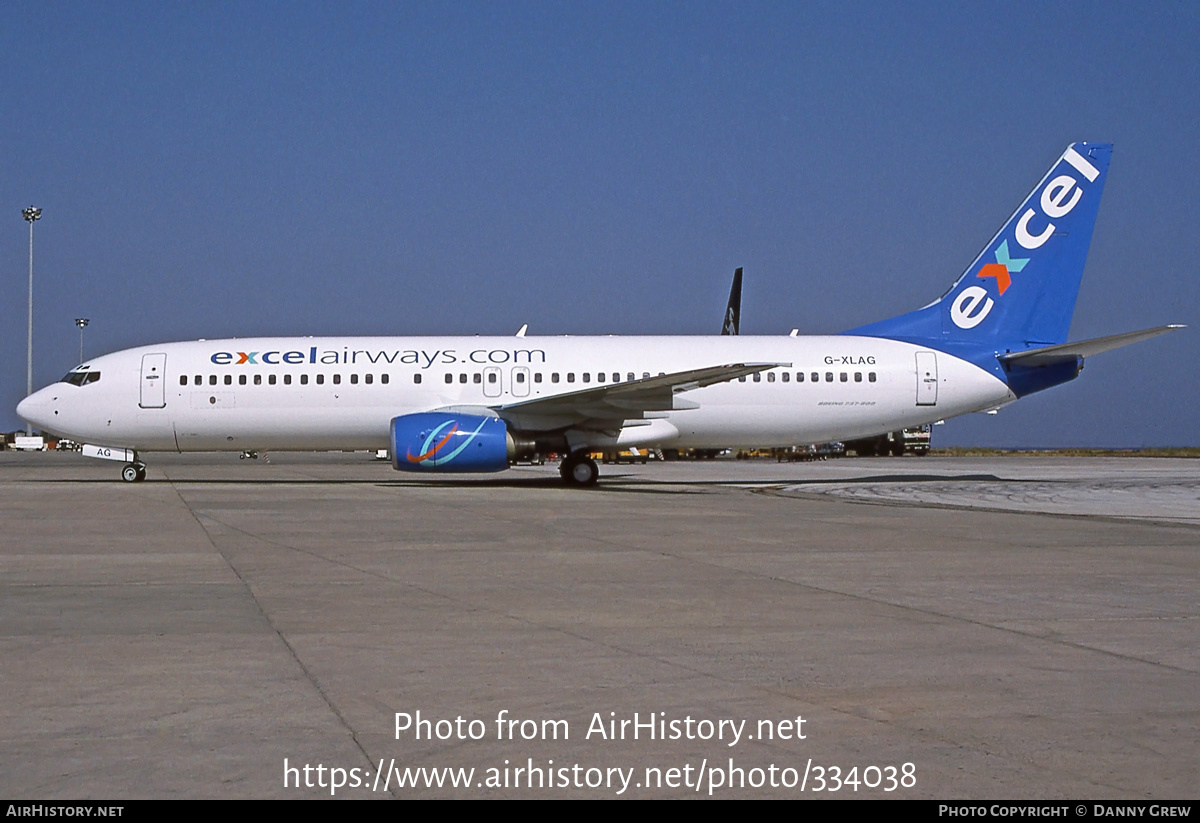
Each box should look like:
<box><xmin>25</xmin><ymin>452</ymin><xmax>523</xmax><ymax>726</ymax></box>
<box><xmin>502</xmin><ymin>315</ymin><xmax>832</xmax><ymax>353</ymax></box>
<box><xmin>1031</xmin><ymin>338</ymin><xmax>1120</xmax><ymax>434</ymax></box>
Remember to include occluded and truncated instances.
<box><xmin>390</xmin><ymin>413</ymin><xmax>510</xmax><ymax>473</ymax></box>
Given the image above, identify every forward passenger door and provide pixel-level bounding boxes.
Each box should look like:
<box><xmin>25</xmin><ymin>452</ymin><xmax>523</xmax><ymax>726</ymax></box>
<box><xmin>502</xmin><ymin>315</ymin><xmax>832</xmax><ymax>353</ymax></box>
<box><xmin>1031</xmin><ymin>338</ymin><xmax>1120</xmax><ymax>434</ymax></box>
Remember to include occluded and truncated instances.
<box><xmin>139</xmin><ymin>353</ymin><xmax>167</xmax><ymax>408</ymax></box>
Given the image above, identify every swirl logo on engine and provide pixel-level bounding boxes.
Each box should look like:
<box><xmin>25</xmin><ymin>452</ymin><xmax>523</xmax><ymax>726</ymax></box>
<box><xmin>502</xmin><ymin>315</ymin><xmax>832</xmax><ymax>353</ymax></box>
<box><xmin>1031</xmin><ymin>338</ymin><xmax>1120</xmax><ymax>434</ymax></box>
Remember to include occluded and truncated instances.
<box><xmin>406</xmin><ymin>418</ymin><xmax>490</xmax><ymax>466</ymax></box>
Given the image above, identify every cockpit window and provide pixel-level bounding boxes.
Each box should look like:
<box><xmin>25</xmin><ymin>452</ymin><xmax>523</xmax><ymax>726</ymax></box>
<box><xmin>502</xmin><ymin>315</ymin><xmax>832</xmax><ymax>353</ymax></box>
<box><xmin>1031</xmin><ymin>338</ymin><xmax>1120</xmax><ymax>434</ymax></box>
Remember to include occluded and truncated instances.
<box><xmin>61</xmin><ymin>371</ymin><xmax>101</xmax><ymax>386</ymax></box>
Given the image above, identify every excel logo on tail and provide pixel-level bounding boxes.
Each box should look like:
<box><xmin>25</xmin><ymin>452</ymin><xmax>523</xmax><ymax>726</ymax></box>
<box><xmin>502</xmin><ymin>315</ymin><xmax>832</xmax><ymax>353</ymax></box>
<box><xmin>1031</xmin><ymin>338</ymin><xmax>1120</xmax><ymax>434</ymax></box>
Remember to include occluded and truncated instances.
<box><xmin>950</xmin><ymin>241</ymin><xmax>1029</xmax><ymax>329</ymax></box>
<box><xmin>950</xmin><ymin>146</ymin><xmax>1101</xmax><ymax>330</ymax></box>
<box><xmin>976</xmin><ymin>240</ymin><xmax>1029</xmax><ymax>296</ymax></box>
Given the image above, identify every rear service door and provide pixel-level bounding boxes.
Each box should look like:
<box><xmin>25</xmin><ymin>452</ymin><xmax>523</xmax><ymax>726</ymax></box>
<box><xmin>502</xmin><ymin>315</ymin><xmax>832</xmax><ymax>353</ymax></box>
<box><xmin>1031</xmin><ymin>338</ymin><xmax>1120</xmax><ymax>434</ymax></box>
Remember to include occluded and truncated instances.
<box><xmin>915</xmin><ymin>351</ymin><xmax>937</xmax><ymax>406</ymax></box>
<box><xmin>140</xmin><ymin>353</ymin><xmax>167</xmax><ymax>408</ymax></box>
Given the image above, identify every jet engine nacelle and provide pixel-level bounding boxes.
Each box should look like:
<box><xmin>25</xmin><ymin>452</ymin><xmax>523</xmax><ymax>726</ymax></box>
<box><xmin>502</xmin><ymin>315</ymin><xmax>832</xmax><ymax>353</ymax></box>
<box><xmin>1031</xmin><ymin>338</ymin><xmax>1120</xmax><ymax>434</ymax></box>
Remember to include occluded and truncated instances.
<box><xmin>390</xmin><ymin>413</ymin><xmax>510</xmax><ymax>473</ymax></box>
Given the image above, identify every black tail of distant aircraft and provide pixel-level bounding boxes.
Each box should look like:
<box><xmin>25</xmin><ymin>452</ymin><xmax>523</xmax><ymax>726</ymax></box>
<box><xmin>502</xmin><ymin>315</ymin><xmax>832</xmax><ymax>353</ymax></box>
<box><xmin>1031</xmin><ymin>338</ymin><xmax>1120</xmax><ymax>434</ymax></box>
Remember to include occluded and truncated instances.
<box><xmin>721</xmin><ymin>267</ymin><xmax>742</xmax><ymax>335</ymax></box>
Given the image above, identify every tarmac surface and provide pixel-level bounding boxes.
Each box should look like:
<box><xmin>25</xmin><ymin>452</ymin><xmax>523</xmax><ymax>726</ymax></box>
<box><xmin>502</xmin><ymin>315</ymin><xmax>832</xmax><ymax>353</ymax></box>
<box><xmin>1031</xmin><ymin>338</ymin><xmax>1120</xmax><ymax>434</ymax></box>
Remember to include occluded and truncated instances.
<box><xmin>1</xmin><ymin>451</ymin><xmax>1197</xmax><ymax>799</ymax></box>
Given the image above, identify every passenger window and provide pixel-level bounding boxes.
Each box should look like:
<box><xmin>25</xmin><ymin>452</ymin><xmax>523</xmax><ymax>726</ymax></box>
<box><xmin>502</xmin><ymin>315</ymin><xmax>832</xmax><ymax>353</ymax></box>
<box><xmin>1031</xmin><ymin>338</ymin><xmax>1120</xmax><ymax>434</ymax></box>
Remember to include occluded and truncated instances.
<box><xmin>225</xmin><ymin>375</ymin><xmax>233</xmax><ymax>385</ymax></box>
<box><xmin>567</xmin><ymin>373</ymin><xmax>575</xmax><ymax>383</ymax></box>
<box><xmin>179</xmin><ymin>376</ymin><xmax>187</xmax><ymax>386</ymax></box>
<box><xmin>767</xmin><ymin>372</ymin><xmax>776</xmax><ymax>383</ymax></box>
<box><xmin>840</xmin><ymin>373</ymin><xmax>847</xmax><ymax>382</ymax></box>
<box><xmin>349</xmin><ymin>374</ymin><xmax>357</xmax><ymax>385</ymax></box>
<box><xmin>254</xmin><ymin>375</ymin><xmax>262</xmax><ymax>385</ymax></box>
<box><xmin>782</xmin><ymin>373</ymin><xmax>790</xmax><ymax>383</ymax></box>
<box><xmin>444</xmin><ymin>374</ymin><xmax>453</xmax><ymax>384</ymax></box>
<box><xmin>317</xmin><ymin>374</ymin><xmax>325</xmax><ymax>385</ymax></box>
<box><xmin>209</xmin><ymin>375</ymin><xmax>217</xmax><ymax>385</ymax></box>
<box><xmin>552</xmin><ymin>373</ymin><xmax>560</xmax><ymax>383</ymax></box>
<box><xmin>869</xmin><ymin>372</ymin><xmax>877</xmax><ymax>382</ymax></box>
<box><xmin>473</xmin><ymin>373</ymin><xmax>482</xmax><ymax>384</ymax></box>
<box><xmin>738</xmin><ymin>376</ymin><xmax>746</xmax><ymax>382</ymax></box>
<box><xmin>365</xmin><ymin>374</ymin><xmax>373</xmax><ymax>384</ymax></box>
<box><xmin>381</xmin><ymin>374</ymin><xmax>389</xmax><ymax>384</ymax></box>
<box><xmin>854</xmin><ymin>372</ymin><xmax>862</xmax><ymax>382</ymax></box>
<box><xmin>269</xmin><ymin>375</ymin><xmax>277</xmax><ymax>385</ymax></box>
<box><xmin>239</xmin><ymin>375</ymin><xmax>247</xmax><ymax>386</ymax></box>
<box><xmin>300</xmin><ymin>374</ymin><xmax>308</xmax><ymax>385</ymax></box>
<box><xmin>627</xmin><ymin>373</ymin><xmax>635</xmax><ymax>381</ymax></box>
<box><xmin>412</xmin><ymin>374</ymin><xmax>421</xmax><ymax>384</ymax></box>
<box><xmin>753</xmin><ymin>373</ymin><xmax>761</xmax><ymax>382</ymax></box>
<box><xmin>284</xmin><ymin>374</ymin><xmax>292</xmax><ymax>385</ymax></box>
<box><xmin>516</xmin><ymin>372</ymin><xmax>525</xmax><ymax>383</ymax></box>
<box><xmin>458</xmin><ymin>374</ymin><xmax>466</xmax><ymax>384</ymax></box>
<box><xmin>797</xmin><ymin>372</ymin><xmax>804</xmax><ymax>382</ymax></box>
<box><xmin>534</xmin><ymin>373</ymin><xmax>542</xmax><ymax>383</ymax></box>
<box><xmin>194</xmin><ymin>375</ymin><xmax>202</xmax><ymax>386</ymax></box>
<box><xmin>582</xmin><ymin>373</ymin><xmax>590</xmax><ymax>384</ymax></box>
<box><xmin>487</xmin><ymin>372</ymin><xmax>497</xmax><ymax>384</ymax></box>
<box><xmin>333</xmin><ymin>374</ymin><xmax>341</xmax><ymax>385</ymax></box>
<box><xmin>811</xmin><ymin>372</ymin><xmax>819</xmax><ymax>382</ymax></box>
<box><xmin>825</xmin><ymin>373</ymin><xmax>833</xmax><ymax>382</ymax></box>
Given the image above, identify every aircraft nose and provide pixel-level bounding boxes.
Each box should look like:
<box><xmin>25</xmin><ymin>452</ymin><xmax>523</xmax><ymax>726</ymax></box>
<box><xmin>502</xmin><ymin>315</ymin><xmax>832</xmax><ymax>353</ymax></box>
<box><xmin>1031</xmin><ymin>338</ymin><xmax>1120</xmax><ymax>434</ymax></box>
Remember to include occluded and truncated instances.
<box><xmin>16</xmin><ymin>389</ymin><xmax>52</xmax><ymax>430</ymax></box>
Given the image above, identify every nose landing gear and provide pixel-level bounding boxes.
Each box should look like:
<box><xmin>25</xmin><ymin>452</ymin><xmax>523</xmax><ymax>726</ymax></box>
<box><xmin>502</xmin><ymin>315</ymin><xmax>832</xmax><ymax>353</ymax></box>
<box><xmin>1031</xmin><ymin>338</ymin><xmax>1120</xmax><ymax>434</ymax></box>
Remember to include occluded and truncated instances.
<box><xmin>120</xmin><ymin>462</ymin><xmax>147</xmax><ymax>483</ymax></box>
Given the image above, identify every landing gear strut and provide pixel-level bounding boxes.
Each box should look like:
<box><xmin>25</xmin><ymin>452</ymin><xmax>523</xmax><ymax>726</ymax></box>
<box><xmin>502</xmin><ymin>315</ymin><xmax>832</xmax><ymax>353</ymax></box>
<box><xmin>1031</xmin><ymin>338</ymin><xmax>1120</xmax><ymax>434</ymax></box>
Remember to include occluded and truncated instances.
<box><xmin>560</xmin><ymin>451</ymin><xmax>599</xmax><ymax>487</ymax></box>
<box><xmin>120</xmin><ymin>462</ymin><xmax>147</xmax><ymax>483</ymax></box>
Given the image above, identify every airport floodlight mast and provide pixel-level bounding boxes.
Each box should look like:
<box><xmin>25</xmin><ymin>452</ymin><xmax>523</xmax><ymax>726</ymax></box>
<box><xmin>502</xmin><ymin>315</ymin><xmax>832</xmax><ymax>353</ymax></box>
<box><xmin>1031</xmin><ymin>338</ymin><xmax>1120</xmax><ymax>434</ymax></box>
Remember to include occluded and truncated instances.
<box><xmin>23</xmin><ymin>206</ymin><xmax>42</xmax><ymax>436</ymax></box>
<box><xmin>76</xmin><ymin>318</ymin><xmax>89</xmax><ymax>365</ymax></box>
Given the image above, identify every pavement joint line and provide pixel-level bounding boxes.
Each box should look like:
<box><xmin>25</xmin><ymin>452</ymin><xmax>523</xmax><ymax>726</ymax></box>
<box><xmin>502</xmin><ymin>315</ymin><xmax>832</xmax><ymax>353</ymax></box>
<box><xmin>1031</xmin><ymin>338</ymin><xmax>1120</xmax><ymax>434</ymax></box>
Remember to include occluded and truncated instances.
<box><xmin>126</xmin><ymin>477</ymin><xmax>1200</xmax><ymax>679</ymax></box>
<box><xmin>160</xmin><ymin>472</ymin><xmax>395</xmax><ymax>797</ymax></box>
<box><xmin>171</xmin><ymin>487</ymin><xmax>961</xmax><ymax>738</ymax></box>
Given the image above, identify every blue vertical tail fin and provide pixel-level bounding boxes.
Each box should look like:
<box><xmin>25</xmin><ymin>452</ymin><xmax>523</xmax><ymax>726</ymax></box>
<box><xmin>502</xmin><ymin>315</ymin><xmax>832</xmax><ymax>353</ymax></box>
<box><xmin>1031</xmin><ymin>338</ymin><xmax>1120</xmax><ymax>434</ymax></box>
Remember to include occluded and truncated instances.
<box><xmin>846</xmin><ymin>142</ymin><xmax>1112</xmax><ymax>351</ymax></box>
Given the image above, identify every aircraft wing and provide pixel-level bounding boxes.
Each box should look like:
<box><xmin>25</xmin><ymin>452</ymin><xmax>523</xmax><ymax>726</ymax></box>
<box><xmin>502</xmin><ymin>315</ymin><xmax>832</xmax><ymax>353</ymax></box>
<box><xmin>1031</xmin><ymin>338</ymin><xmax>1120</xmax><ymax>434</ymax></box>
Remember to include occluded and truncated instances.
<box><xmin>998</xmin><ymin>325</ymin><xmax>1184</xmax><ymax>366</ymax></box>
<box><xmin>494</xmin><ymin>361</ymin><xmax>787</xmax><ymax>431</ymax></box>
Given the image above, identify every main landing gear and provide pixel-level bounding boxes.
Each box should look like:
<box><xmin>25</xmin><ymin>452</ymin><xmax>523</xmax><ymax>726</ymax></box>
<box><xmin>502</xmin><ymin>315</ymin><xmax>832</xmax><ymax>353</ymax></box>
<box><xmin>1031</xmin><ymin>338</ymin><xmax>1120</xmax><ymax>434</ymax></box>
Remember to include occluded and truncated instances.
<box><xmin>559</xmin><ymin>451</ymin><xmax>599</xmax><ymax>488</ymax></box>
<box><xmin>120</xmin><ymin>461</ymin><xmax>147</xmax><ymax>483</ymax></box>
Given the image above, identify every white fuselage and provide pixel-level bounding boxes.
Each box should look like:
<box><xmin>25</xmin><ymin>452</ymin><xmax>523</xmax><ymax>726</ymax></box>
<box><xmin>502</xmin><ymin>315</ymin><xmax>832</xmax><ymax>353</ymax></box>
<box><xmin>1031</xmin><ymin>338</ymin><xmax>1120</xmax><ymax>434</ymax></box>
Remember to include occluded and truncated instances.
<box><xmin>18</xmin><ymin>335</ymin><xmax>1014</xmax><ymax>453</ymax></box>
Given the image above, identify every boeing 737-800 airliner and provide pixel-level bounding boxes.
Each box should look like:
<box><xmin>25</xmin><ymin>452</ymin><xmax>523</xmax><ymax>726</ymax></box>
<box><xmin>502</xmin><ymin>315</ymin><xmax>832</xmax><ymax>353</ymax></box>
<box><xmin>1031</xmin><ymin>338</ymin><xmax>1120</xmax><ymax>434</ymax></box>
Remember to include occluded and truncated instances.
<box><xmin>16</xmin><ymin>143</ymin><xmax>1182</xmax><ymax>486</ymax></box>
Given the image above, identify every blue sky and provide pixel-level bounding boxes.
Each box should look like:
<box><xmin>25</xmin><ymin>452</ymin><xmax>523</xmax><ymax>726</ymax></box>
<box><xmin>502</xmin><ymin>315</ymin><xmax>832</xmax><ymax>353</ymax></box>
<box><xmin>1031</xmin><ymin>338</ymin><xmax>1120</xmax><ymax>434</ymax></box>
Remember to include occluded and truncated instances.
<box><xmin>3</xmin><ymin>2</ymin><xmax>1197</xmax><ymax>446</ymax></box>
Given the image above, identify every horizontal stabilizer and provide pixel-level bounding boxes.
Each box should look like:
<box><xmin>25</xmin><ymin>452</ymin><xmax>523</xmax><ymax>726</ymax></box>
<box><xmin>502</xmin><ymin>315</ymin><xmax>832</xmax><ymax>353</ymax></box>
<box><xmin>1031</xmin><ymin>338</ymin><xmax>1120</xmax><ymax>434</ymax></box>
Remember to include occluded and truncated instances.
<box><xmin>998</xmin><ymin>325</ymin><xmax>1184</xmax><ymax>366</ymax></box>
